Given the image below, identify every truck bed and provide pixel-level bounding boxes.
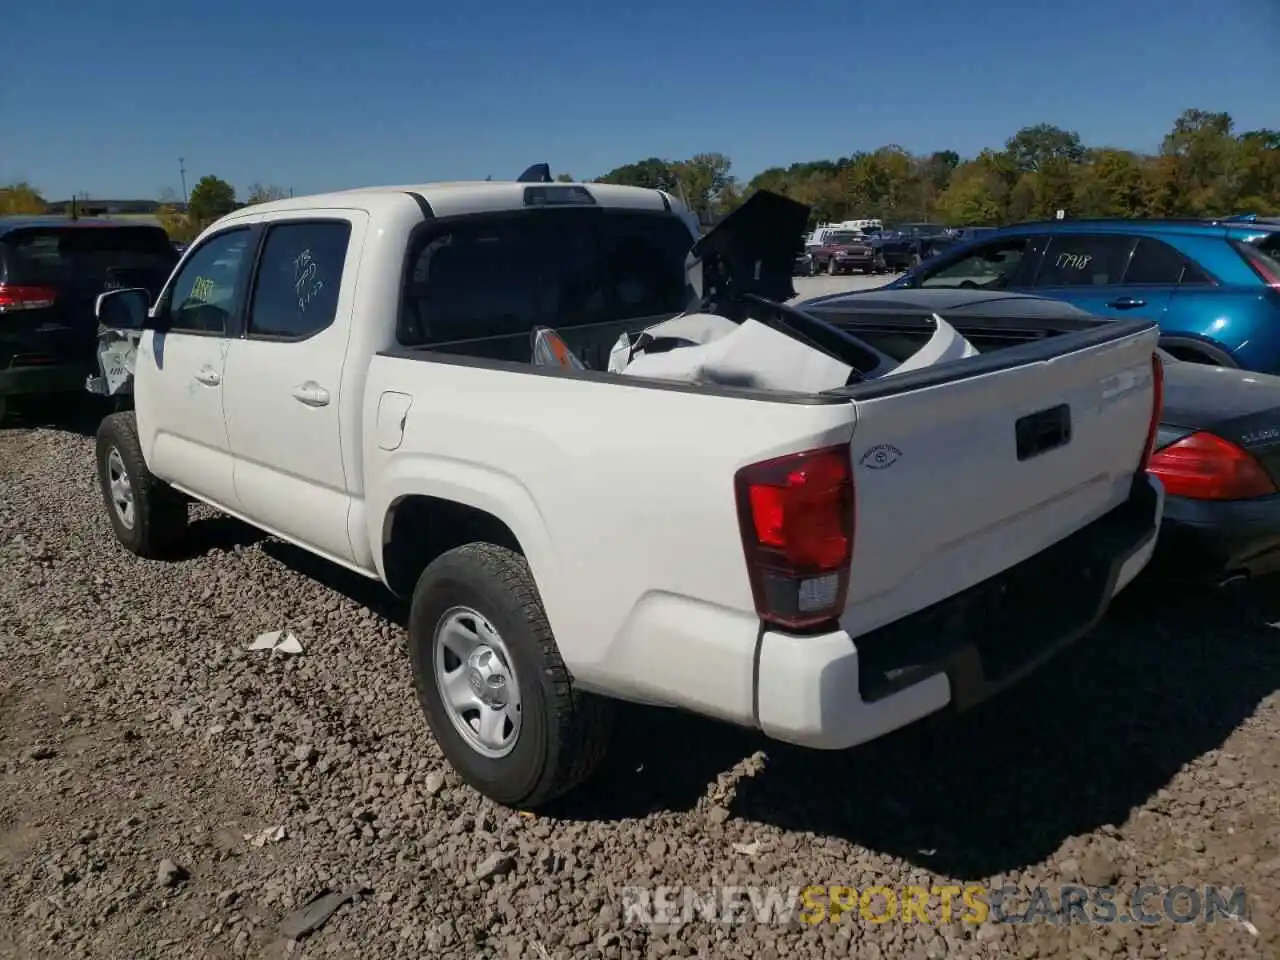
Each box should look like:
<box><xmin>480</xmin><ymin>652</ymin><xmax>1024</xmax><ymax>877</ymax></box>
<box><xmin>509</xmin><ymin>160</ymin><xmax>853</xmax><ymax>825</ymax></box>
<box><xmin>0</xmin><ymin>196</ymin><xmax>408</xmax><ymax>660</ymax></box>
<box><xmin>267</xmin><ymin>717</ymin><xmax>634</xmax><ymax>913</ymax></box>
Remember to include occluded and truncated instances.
<box><xmin>369</xmin><ymin>305</ymin><xmax>1161</xmax><ymax>718</ymax></box>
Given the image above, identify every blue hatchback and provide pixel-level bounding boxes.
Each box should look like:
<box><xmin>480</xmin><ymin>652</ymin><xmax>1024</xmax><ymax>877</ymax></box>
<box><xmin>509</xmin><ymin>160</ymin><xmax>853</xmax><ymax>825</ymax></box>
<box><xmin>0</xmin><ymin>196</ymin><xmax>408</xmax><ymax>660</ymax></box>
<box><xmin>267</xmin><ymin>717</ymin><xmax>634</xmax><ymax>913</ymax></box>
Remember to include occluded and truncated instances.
<box><xmin>884</xmin><ymin>216</ymin><xmax>1280</xmax><ymax>373</ymax></box>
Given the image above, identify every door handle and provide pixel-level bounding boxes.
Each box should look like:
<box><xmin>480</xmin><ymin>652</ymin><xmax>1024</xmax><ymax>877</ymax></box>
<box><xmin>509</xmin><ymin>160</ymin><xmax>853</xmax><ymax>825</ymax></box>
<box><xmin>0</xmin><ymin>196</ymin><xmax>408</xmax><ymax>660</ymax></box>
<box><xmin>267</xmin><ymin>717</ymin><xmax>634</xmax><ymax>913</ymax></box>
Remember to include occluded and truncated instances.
<box><xmin>1107</xmin><ymin>297</ymin><xmax>1146</xmax><ymax>309</ymax></box>
<box><xmin>291</xmin><ymin>382</ymin><xmax>330</xmax><ymax>407</ymax></box>
<box><xmin>193</xmin><ymin>366</ymin><xmax>221</xmax><ymax>386</ymax></box>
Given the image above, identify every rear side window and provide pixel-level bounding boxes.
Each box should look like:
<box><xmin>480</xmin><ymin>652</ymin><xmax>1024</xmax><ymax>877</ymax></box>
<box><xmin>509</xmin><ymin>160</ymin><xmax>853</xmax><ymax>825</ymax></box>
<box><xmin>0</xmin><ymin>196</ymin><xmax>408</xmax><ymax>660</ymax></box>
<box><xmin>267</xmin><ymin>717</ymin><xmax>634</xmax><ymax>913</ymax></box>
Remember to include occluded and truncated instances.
<box><xmin>1123</xmin><ymin>238</ymin><xmax>1199</xmax><ymax>285</ymax></box>
<box><xmin>1</xmin><ymin>227</ymin><xmax>177</xmax><ymax>296</ymax></box>
<box><xmin>399</xmin><ymin>210</ymin><xmax>694</xmax><ymax>348</ymax></box>
<box><xmin>1033</xmin><ymin>235</ymin><xmax>1136</xmax><ymax>287</ymax></box>
<box><xmin>247</xmin><ymin>221</ymin><xmax>351</xmax><ymax>340</ymax></box>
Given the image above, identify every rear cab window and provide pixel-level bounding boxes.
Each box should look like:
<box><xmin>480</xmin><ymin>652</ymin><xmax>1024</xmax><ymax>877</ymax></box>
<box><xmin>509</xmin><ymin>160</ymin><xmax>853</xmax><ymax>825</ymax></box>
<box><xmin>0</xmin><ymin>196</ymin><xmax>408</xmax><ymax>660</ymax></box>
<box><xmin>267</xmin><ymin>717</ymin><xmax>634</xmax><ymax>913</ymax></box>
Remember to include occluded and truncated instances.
<box><xmin>1032</xmin><ymin>235</ymin><xmax>1136</xmax><ymax>287</ymax></box>
<box><xmin>398</xmin><ymin>209</ymin><xmax>695</xmax><ymax>359</ymax></box>
<box><xmin>0</xmin><ymin>226</ymin><xmax>177</xmax><ymax>297</ymax></box>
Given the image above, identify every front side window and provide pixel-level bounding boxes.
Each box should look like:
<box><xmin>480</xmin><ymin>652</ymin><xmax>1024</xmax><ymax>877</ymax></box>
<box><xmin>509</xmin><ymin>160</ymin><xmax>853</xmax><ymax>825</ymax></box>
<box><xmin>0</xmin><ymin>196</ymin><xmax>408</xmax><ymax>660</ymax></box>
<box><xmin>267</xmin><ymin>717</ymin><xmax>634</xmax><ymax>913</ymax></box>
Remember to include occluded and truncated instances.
<box><xmin>1033</xmin><ymin>235</ymin><xmax>1136</xmax><ymax>288</ymax></box>
<box><xmin>162</xmin><ymin>229</ymin><xmax>254</xmax><ymax>334</ymax></box>
<box><xmin>247</xmin><ymin>221</ymin><xmax>351</xmax><ymax>340</ymax></box>
<box><xmin>399</xmin><ymin>210</ymin><xmax>694</xmax><ymax>348</ymax></box>
<box><xmin>918</xmin><ymin>238</ymin><xmax>1029</xmax><ymax>290</ymax></box>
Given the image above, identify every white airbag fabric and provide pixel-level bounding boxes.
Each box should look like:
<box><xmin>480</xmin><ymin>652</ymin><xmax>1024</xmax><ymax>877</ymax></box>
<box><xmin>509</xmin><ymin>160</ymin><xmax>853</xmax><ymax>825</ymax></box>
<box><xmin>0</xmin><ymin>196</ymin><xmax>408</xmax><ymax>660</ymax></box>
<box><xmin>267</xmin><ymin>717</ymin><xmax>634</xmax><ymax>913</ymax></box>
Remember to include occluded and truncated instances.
<box><xmin>619</xmin><ymin>315</ymin><xmax>854</xmax><ymax>393</ymax></box>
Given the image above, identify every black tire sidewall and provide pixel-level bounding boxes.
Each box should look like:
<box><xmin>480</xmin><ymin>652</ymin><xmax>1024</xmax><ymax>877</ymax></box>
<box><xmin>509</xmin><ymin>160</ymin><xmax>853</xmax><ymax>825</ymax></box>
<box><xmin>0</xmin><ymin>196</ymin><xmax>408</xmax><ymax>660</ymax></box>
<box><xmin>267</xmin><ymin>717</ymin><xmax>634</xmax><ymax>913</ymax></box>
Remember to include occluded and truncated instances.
<box><xmin>408</xmin><ymin>552</ymin><xmax>554</xmax><ymax>805</ymax></box>
<box><xmin>96</xmin><ymin>419</ymin><xmax>146</xmax><ymax>554</ymax></box>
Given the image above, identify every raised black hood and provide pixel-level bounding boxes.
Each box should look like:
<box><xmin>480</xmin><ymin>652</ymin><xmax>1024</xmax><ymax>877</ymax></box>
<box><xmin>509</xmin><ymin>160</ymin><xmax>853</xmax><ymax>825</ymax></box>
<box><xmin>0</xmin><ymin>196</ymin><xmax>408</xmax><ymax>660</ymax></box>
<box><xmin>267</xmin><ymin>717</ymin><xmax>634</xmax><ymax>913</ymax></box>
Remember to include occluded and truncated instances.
<box><xmin>687</xmin><ymin>190</ymin><xmax>810</xmax><ymax>318</ymax></box>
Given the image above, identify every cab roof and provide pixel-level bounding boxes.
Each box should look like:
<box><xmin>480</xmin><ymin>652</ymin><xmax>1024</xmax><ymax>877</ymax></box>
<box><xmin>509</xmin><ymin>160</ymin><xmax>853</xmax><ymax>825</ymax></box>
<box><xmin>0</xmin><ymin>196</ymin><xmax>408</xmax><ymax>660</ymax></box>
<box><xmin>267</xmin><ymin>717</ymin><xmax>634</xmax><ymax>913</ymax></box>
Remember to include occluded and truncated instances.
<box><xmin>233</xmin><ymin>180</ymin><xmax>683</xmax><ymax>221</ymax></box>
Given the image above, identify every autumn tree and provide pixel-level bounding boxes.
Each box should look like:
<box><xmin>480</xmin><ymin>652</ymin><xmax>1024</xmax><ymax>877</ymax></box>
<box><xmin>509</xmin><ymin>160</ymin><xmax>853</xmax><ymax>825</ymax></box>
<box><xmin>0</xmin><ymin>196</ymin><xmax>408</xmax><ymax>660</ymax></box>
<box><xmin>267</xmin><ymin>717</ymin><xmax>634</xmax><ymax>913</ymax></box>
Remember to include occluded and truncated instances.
<box><xmin>593</xmin><ymin>108</ymin><xmax>1278</xmax><ymax>226</ymax></box>
<box><xmin>246</xmin><ymin>182</ymin><xmax>288</xmax><ymax>204</ymax></box>
<box><xmin>0</xmin><ymin>182</ymin><xmax>47</xmax><ymax>215</ymax></box>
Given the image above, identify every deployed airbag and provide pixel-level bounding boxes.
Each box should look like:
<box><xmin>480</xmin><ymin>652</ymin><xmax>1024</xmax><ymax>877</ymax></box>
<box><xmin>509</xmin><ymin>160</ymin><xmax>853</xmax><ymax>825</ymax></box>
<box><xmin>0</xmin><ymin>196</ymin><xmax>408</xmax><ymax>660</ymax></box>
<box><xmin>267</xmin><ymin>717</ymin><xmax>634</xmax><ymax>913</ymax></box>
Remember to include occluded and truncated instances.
<box><xmin>611</xmin><ymin>311</ymin><xmax>978</xmax><ymax>392</ymax></box>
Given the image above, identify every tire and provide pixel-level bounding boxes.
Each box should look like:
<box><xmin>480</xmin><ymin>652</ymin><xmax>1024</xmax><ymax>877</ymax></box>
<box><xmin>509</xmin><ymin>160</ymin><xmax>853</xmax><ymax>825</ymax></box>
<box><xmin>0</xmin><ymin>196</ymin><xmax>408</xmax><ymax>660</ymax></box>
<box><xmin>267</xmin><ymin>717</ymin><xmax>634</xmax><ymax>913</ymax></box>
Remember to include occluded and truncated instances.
<box><xmin>95</xmin><ymin>411</ymin><xmax>188</xmax><ymax>558</ymax></box>
<box><xmin>0</xmin><ymin>396</ymin><xmax>7</xmax><ymax>426</ymax></box>
<box><xmin>407</xmin><ymin>543</ymin><xmax>614</xmax><ymax>808</ymax></box>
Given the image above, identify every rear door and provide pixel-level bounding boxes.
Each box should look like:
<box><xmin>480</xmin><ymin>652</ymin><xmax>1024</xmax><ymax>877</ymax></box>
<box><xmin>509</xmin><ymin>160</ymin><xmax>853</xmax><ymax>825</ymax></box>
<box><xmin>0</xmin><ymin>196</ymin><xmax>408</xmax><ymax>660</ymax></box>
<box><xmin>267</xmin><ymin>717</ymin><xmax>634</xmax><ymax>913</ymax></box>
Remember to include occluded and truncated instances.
<box><xmin>0</xmin><ymin>225</ymin><xmax>177</xmax><ymax>365</ymax></box>
<box><xmin>1028</xmin><ymin>233</ymin><xmax>1173</xmax><ymax>322</ymax></box>
<box><xmin>221</xmin><ymin>213</ymin><xmax>366</xmax><ymax>563</ymax></box>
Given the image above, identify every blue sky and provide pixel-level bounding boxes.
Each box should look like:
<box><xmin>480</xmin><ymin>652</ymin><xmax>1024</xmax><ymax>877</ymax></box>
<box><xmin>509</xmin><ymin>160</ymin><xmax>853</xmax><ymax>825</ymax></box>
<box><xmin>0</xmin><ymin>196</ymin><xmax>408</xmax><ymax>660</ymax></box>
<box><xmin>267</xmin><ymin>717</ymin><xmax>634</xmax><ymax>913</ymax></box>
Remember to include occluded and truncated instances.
<box><xmin>2</xmin><ymin>0</ymin><xmax>1275</xmax><ymax>200</ymax></box>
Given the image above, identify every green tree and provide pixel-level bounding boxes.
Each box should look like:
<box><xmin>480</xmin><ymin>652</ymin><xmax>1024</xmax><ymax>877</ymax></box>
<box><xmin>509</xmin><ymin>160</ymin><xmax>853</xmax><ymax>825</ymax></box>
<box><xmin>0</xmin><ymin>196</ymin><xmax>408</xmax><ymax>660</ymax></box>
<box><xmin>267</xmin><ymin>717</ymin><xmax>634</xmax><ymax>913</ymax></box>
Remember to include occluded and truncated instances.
<box><xmin>597</xmin><ymin>158</ymin><xmax>678</xmax><ymax>192</ymax></box>
<box><xmin>670</xmin><ymin>153</ymin><xmax>734</xmax><ymax>221</ymax></box>
<box><xmin>187</xmin><ymin>175</ymin><xmax>237</xmax><ymax>226</ymax></box>
<box><xmin>1005</xmin><ymin>124</ymin><xmax>1085</xmax><ymax>174</ymax></box>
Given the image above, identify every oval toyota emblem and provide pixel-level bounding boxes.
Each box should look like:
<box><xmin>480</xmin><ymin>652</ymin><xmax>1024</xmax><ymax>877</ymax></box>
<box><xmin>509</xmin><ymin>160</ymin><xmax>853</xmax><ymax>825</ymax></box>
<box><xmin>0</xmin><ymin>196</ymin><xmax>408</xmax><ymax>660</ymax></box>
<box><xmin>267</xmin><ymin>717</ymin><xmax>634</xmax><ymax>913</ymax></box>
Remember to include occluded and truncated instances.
<box><xmin>859</xmin><ymin>444</ymin><xmax>902</xmax><ymax>470</ymax></box>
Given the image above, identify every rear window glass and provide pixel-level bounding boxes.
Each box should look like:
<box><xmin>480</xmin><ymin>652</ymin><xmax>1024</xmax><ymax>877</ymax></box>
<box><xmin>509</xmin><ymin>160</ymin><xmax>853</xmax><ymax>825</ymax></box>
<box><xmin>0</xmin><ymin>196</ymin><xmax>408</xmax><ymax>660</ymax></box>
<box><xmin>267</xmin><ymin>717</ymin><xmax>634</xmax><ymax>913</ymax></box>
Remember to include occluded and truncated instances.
<box><xmin>399</xmin><ymin>210</ymin><xmax>694</xmax><ymax>349</ymax></box>
<box><xmin>2</xmin><ymin>227</ymin><xmax>177</xmax><ymax>294</ymax></box>
<box><xmin>1253</xmin><ymin>232</ymin><xmax>1280</xmax><ymax>263</ymax></box>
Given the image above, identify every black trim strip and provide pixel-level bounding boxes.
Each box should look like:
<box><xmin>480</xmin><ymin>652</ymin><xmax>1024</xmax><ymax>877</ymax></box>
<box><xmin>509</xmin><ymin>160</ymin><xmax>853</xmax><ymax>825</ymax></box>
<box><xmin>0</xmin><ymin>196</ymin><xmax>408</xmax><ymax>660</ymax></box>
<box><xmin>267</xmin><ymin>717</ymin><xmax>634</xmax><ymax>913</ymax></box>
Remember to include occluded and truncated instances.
<box><xmin>405</xmin><ymin>192</ymin><xmax>435</xmax><ymax>219</ymax></box>
<box><xmin>832</xmin><ymin>317</ymin><xmax>1158</xmax><ymax>401</ymax></box>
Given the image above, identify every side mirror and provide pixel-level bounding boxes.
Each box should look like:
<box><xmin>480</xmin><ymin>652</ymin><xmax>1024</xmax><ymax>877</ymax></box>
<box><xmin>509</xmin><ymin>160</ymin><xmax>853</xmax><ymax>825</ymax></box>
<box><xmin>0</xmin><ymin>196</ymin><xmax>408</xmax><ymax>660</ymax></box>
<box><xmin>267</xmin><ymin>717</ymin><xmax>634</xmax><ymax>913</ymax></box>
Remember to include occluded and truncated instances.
<box><xmin>96</xmin><ymin>288</ymin><xmax>151</xmax><ymax>330</ymax></box>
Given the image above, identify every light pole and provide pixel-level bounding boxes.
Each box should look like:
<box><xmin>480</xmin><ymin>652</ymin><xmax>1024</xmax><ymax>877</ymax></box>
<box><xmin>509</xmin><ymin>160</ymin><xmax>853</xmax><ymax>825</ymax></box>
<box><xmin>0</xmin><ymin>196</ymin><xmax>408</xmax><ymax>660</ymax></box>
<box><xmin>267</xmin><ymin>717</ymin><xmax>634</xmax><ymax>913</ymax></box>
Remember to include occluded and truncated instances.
<box><xmin>178</xmin><ymin>157</ymin><xmax>188</xmax><ymax>206</ymax></box>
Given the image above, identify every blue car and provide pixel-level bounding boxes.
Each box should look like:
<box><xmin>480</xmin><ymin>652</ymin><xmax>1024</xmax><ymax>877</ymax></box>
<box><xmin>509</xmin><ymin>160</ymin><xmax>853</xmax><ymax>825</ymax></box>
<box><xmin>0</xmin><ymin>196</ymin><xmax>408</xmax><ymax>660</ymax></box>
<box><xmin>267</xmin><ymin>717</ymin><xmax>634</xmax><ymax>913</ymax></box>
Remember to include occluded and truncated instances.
<box><xmin>882</xmin><ymin>216</ymin><xmax>1280</xmax><ymax>372</ymax></box>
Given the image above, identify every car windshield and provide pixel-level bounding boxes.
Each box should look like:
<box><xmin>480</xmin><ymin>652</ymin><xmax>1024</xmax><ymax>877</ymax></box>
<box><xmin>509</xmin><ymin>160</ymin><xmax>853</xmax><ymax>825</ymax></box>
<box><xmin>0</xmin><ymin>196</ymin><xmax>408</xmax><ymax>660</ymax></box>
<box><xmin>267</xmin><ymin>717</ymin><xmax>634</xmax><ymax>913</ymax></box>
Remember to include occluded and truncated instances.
<box><xmin>829</xmin><ymin>232</ymin><xmax>862</xmax><ymax>244</ymax></box>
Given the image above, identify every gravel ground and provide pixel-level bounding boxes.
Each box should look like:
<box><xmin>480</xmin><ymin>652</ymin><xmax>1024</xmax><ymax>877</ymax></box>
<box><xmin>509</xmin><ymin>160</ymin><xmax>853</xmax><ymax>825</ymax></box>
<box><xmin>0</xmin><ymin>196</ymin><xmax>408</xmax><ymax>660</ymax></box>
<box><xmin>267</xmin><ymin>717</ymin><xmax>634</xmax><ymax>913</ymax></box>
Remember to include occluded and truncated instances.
<box><xmin>3</xmin><ymin>330</ymin><xmax>1280</xmax><ymax>959</ymax></box>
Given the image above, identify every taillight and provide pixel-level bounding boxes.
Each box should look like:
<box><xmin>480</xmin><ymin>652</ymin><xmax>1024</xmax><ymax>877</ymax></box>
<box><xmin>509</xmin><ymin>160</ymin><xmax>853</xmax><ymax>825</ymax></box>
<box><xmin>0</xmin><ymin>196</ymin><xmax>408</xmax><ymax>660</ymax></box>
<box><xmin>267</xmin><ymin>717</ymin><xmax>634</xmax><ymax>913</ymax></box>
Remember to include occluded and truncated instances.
<box><xmin>0</xmin><ymin>284</ymin><xmax>57</xmax><ymax>313</ymax></box>
<box><xmin>1147</xmin><ymin>431</ymin><xmax>1278</xmax><ymax>500</ymax></box>
<box><xmin>1233</xmin><ymin>240</ymin><xmax>1280</xmax><ymax>289</ymax></box>
<box><xmin>734</xmin><ymin>445</ymin><xmax>854</xmax><ymax>630</ymax></box>
<box><xmin>1140</xmin><ymin>352</ymin><xmax>1164</xmax><ymax>471</ymax></box>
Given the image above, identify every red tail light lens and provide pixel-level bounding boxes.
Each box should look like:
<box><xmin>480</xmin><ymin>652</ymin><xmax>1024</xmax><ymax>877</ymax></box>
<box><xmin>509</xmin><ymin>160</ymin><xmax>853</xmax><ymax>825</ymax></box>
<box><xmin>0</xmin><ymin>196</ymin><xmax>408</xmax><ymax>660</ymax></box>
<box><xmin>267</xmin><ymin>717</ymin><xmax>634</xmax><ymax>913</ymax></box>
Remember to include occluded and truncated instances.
<box><xmin>1140</xmin><ymin>352</ymin><xmax>1164</xmax><ymax>471</ymax></box>
<box><xmin>735</xmin><ymin>445</ymin><xmax>854</xmax><ymax>629</ymax></box>
<box><xmin>1147</xmin><ymin>431</ymin><xmax>1277</xmax><ymax>500</ymax></box>
<box><xmin>0</xmin><ymin>284</ymin><xmax>57</xmax><ymax>313</ymax></box>
<box><xmin>1233</xmin><ymin>240</ymin><xmax>1280</xmax><ymax>290</ymax></box>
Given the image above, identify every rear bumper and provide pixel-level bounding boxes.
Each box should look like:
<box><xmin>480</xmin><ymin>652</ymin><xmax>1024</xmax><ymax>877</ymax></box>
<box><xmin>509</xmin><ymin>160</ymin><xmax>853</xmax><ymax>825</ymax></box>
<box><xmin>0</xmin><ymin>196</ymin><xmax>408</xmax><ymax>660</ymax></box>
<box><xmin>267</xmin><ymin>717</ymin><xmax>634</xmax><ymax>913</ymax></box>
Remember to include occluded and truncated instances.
<box><xmin>0</xmin><ymin>361</ymin><xmax>93</xmax><ymax>397</ymax></box>
<box><xmin>1148</xmin><ymin>492</ymin><xmax>1280</xmax><ymax>584</ymax></box>
<box><xmin>755</xmin><ymin>473</ymin><xmax>1162</xmax><ymax>750</ymax></box>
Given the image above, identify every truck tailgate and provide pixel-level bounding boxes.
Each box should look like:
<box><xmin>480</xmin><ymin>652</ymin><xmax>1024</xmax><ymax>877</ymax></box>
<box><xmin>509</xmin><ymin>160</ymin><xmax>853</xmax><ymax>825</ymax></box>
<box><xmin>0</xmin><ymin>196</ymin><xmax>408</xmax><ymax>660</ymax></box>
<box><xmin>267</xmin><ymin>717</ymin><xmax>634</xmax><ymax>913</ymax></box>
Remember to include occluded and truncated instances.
<box><xmin>838</xmin><ymin>321</ymin><xmax>1160</xmax><ymax>639</ymax></box>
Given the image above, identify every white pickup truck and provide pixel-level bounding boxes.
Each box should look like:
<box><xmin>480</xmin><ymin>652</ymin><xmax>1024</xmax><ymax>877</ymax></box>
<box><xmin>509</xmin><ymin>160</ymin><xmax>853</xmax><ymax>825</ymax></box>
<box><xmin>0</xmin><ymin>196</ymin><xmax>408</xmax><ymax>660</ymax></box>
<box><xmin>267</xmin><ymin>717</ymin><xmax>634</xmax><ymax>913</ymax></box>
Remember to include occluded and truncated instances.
<box><xmin>91</xmin><ymin>179</ymin><xmax>1165</xmax><ymax>807</ymax></box>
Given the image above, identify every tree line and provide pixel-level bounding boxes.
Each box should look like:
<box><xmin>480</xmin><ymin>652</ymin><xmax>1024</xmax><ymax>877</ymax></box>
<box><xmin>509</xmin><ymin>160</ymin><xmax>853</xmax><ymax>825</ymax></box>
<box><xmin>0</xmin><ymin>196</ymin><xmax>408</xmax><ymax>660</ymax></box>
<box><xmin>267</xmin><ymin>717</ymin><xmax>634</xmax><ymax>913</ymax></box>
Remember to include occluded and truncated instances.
<box><xmin>591</xmin><ymin>109</ymin><xmax>1279</xmax><ymax>227</ymax></box>
<box><xmin>3</xmin><ymin>109</ymin><xmax>1275</xmax><ymax>238</ymax></box>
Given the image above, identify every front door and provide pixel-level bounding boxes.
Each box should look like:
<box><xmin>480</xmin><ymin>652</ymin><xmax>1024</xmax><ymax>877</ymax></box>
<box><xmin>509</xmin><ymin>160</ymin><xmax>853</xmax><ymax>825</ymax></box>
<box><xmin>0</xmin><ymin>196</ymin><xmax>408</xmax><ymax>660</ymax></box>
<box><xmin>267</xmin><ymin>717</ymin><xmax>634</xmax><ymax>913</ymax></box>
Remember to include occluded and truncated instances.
<box><xmin>221</xmin><ymin>214</ymin><xmax>364</xmax><ymax>563</ymax></box>
<box><xmin>134</xmin><ymin>227</ymin><xmax>256</xmax><ymax>510</ymax></box>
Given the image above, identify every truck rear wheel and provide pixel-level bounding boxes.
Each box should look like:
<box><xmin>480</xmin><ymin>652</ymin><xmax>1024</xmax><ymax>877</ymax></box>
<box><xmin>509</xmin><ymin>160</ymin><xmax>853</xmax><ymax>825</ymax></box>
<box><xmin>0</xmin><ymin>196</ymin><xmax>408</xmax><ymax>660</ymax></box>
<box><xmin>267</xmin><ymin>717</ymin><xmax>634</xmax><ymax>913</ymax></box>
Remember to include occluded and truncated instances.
<box><xmin>95</xmin><ymin>412</ymin><xmax>188</xmax><ymax>559</ymax></box>
<box><xmin>407</xmin><ymin>543</ymin><xmax>613</xmax><ymax>808</ymax></box>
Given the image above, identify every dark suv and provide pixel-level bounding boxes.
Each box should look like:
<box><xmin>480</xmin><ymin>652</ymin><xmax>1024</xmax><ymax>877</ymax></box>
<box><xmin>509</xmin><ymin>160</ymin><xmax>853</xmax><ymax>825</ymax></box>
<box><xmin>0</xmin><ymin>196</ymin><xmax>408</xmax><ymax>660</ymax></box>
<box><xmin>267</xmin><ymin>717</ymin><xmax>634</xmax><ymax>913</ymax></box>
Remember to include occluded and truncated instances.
<box><xmin>0</xmin><ymin>218</ymin><xmax>177</xmax><ymax>421</ymax></box>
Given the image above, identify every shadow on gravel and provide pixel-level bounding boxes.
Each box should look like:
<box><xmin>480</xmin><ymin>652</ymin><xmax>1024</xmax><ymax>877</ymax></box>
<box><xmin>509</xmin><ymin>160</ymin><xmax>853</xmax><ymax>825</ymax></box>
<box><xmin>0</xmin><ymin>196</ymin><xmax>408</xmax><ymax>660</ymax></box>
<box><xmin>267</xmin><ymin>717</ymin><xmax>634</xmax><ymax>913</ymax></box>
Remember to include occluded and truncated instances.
<box><xmin>0</xmin><ymin>393</ymin><xmax>113</xmax><ymax>437</ymax></box>
<box><xmin>260</xmin><ymin>540</ymin><xmax>408</xmax><ymax>625</ymax></box>
<box><xmin>229</xmin><ymin>527</ymin><xmax>1280</xmax><ymax>879</ymax></box>
<box><xmin>179</xmin><ymin>516</ymin><xmax>270</xmax><ymax>558</ymax></box>
<box><xmin>556</xmin><ymin>582</ymin><xmax>1280</xmax><ymax>879</ymax></box>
